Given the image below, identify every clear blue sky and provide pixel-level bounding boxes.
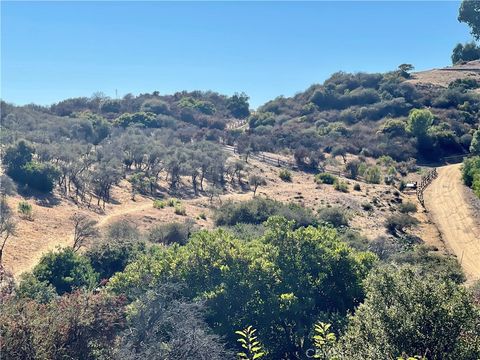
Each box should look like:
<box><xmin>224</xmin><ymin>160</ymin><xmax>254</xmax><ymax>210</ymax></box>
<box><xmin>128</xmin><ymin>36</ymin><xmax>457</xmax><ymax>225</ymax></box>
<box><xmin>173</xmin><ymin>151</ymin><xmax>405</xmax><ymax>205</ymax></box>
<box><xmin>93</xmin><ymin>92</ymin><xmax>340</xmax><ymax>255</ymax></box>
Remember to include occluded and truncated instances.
<box><xmin>1</xmin><ymin>1</ymin><xmax>474</xmax><ymax>108</ymax></box>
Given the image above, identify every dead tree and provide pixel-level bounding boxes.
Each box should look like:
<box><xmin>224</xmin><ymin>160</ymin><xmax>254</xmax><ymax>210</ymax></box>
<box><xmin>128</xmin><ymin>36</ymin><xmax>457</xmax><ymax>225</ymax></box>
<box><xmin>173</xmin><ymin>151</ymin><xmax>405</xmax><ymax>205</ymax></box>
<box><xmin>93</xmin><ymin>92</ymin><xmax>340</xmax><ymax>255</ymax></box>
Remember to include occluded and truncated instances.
<box><xmin>71</xmin><ymin>213</ymin><xmax>99</xmax><ymax>251</ymax></box>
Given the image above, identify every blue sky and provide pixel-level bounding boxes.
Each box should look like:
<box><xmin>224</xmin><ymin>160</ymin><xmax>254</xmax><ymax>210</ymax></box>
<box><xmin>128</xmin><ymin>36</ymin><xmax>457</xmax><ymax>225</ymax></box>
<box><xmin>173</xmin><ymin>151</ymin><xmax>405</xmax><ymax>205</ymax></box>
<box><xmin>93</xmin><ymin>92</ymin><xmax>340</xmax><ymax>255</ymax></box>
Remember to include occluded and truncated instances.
<box><xmin>1</xmin><ymin>1</ymin><xmax>474</xmax><ymax>108</ymax></box>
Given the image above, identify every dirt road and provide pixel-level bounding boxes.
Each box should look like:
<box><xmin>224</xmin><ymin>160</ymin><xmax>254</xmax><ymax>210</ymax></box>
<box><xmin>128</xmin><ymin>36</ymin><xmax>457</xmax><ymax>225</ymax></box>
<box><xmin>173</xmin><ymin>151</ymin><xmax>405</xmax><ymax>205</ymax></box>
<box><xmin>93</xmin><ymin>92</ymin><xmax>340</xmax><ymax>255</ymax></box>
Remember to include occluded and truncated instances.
<box><xmin>424</xmin><ymin>163</ymin><xmax>480</xmax><ymax>281</ymax></box>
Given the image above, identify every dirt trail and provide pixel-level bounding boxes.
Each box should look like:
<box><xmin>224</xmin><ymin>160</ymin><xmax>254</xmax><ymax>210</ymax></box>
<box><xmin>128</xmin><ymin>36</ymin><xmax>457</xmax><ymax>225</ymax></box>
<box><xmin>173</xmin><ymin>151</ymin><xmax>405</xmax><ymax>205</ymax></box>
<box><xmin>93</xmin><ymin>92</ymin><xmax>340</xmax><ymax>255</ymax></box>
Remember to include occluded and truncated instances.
<box><xmin>424</xmin><ymin>163</ymin><xmax>480</xmax><ymax>281</ymax></box>
<box><xmin>97</xmin><ymin>201</ymin><xmax>153</xmax><ymax>227</ymax></box>
<box><xmin>4</xmin><ymin>196</ymin><xmax>155</xmax><ymax>279</ymax></box>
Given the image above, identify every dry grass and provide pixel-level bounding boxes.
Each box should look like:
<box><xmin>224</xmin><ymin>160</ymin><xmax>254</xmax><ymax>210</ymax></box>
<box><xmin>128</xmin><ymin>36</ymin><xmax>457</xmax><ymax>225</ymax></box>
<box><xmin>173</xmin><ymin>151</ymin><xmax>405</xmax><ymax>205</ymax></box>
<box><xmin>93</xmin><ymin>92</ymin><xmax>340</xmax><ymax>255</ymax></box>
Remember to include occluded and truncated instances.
<box><xmin>3</xmin><ymin>153</ymin><xmax>446</xmax><ymax>280</ymax></box>
<box><xmin>406</xmin><ymin>60</ymin><xmax>480</xmax><ymax>92</ymax></box>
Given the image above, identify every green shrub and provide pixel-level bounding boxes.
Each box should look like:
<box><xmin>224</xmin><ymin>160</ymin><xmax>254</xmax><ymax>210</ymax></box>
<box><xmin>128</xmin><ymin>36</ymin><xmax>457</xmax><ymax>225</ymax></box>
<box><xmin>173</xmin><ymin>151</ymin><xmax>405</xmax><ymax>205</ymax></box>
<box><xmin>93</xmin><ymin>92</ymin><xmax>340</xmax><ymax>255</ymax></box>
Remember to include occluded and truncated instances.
<box><xmin>362</xmin><ymin>202</ymin><xmax>373</xmax><ymax>211</ymax></box>
<box><xmin>26</xmin><ymin>248</ymin><xmax>98</xmax><ymax>295</ymax></box>
<box><xmin>198</xmin><ymin>212</ymin><xmax>207</xmax><ymax>220</ymax></box>
<box><xmin>334</xmin><ymin>179</ymin><xmax>349</xmax><ymax>192</ymax></box>
<box><xmin>86</xmin><ymin>239</ymin><xmax>146</xmax><ymax>280</ymax></box>
<box><xmin>314</xmin><ymin>173</ymin><xmax>337</xmax><ymax>185</ymax></box>
<box><xmin>278</xmin><ymin>169</ymin><xmax>292</xmax><ymax>182</ymax></box>
<box><xmin>365</xmin><ymin>166</ymin><xmax>382</xmax><ymax>184</ymax></box>
<box><xmin>385</xmin><ymin>214</ymin><xmax>419</xmax><ymax>234</ymax></box>
<box><xmin>398</xmin><ymin>201</ymin><xmax>418</xmax><ymax>214</ymax></box>
<box><xmin>18</xmin><ymin>200</ymin><xmax>33</xmax><ymax>219</ymax></box>
<box><xmin>153</xmin><ymin>200</ymin><xmax>166</xmax><ymax>209</ymax></box>
<box><xmin>148</xmin><ymin>222</ymin><xmax>192</xmax><ymax>245</ymax></box>
<box><xmin>317</xmin><ymin>206</ymin><xmax>349</xmax><ymax>227</ymax></box>
<box><xmin>174</xmin><ymin>204</ymin><xmax>187</xmax><ymax>216</ymax></box>
<box><xmin>462</xmin><ymin>156</ymin><xmax>480</xmax><ymax>197</ymax></box>
<box><xmin>167</xmin><ymin>198</ymin><xmax>180</xmax><ymax>207</ymax></box>
<box><xmin>214</xmin><ymin>198</ymin><xmax>317</xmax><ymax>228</ymax></box>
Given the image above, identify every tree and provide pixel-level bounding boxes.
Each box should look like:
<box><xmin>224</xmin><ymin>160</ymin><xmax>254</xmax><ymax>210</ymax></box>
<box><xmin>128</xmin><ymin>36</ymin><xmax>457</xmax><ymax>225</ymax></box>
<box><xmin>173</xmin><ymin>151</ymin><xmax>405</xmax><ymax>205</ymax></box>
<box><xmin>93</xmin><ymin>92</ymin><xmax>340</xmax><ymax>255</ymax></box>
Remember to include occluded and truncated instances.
<box><xmin>407</xmin><ymin>109</ymin><xmax>434</xmax><ymax>151</ymax></box>
<box><xmin>227</xmin><ymin>92</ymin><xmax>250</xmax><ymax>119</ymax></box>
<box><xmin>451</xmin><ymin>42</ymin><xmax>480</xmax><ymax>64</ymax></box>
<box><xmin>331</xmin><ymin>146</ymin><xmax>347</xmax><ymax>163</ymax></box>
<box><xmin>3</xmin><ymin>140</ymin><xmax>34</xmax><ymax>180</ymax></box>
<box><xmin>459</xmin><ymin>0</ymin><xmax>480</xmax><ymax>40</ymax></box>
<box><xmin>0</xmin><ymin>198</ymin><xmax>16</xmax><ymax>264</ymax></box>
<box><xmin>248</xmin><ymin>174</ymin><xmax>266</xmax><ymax>197</ymax></box>
<box><xmin>312</xmin><ymin>322</ymin><xmax>339</xmax><ymax>360</ymax></box>
<box><xmin>28</xmin><ymin>248</ymin><xmax>98</xmax><ymax>295</ymax></box>
<box><xmin>398</xmin><ymin>64</ymin><xmax>414</xmax><ymax>78</ymax></box>
<box><xmin>71</xmin><ymin>213</ymin><xmax>99</xmax><ymax>251</ymax></box>
<box><xmin>341</xmin><ymin>266</ymin><xmax>480</xmax><ymax>359</ymax></box>
<box><xmin>90</xmin><ymin>159</ymin><xmax>122</xmax><ymax>208</ymax></box>
<box><xmin>470</xmin><ymin>129</ymin><xmax>480</xmax><ymax>155</ymax></box>
<box><xmin>0</xmin><ymin>175</ymin><xmax>17</xmax><ymax>197</ymax></box>
<box><xmin>345</xmin><ymin>160</ymin><xmax>360</xmax><ymax>179</ymax></box>
<box><xmin>140</xmin><ymin>98</ymin><xmax>170</xmax><ymax>115</ymax></box>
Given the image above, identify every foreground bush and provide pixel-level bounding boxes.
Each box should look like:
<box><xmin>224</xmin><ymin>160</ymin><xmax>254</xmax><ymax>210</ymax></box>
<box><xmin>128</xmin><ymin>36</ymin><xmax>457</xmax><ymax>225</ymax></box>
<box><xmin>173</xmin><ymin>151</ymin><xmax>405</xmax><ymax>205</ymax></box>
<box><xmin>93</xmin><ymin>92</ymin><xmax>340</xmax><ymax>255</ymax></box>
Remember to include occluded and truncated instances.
<box><xmin>341</xmin><ymin>266</ymin><xmax>480</xmax><ymax>359</ymax></box>
<box><xmin>24</xmin><ymin>248</ymin><xmax>98</xmax><ymax>295</ymax></box>
<box><xmin>0</xmin><ymin>291</ymin><xmax>125</xmax><ymax>360</ymax></box>
<box><xmin>110</xmin><ymin>217</ymin><xmax>376</xmax><ymax>359</ymax></box>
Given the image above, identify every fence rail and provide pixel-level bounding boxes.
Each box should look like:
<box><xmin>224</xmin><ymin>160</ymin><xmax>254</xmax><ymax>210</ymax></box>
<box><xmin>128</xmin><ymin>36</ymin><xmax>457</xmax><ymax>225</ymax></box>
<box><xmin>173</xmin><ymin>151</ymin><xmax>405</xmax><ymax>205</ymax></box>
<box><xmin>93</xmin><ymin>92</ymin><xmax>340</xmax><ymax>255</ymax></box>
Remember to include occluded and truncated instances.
<box><xmin>416</xmin><ymin>168</ymin><xmax>438</xmax><ymax>207</ymax></box>
<box><xmin>222</xmin><ymin>144</ymin><xmax>364</xmax><ymax>181</ymax></box>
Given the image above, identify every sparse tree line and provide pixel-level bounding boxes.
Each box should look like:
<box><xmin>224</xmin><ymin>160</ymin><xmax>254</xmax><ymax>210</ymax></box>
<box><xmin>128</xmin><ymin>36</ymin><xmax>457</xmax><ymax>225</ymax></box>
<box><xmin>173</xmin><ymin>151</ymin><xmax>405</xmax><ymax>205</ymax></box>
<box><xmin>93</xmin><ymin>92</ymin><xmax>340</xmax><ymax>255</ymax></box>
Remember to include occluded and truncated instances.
<box><xmin>1</xmin><ymin>127</ymin><xmax>270</xmax><ymax>207</ymax></box>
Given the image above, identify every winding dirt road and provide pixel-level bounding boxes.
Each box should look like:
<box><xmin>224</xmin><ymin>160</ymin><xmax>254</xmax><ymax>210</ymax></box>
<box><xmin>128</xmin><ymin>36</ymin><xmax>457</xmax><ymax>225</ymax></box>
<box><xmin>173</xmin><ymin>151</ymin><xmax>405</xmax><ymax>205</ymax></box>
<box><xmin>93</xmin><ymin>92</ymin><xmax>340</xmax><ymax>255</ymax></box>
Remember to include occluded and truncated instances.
<box><xmin>424</xmin><ymin>163</ymin><xmax>480</xmax><ymax>281</ymax></box>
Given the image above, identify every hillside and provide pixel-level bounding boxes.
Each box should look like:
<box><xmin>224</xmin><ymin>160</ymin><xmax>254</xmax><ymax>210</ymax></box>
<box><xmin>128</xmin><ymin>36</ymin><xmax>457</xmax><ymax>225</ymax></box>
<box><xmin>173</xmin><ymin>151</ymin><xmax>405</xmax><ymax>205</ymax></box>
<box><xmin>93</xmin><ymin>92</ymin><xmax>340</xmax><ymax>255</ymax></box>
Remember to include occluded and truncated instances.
<box><xmin>3</xmin><ymin>63</ymin><xmax>479</xmax><ymax>279</ymax></box>
<box><xmin>407</xmin><ymin>60</ymin><xmax>480</xmax><ymax>92</ymax></box>
<box><xmin>1</xmin><ymin>63</ymin><xmax>479</xmax><ymax>360</ymax></box>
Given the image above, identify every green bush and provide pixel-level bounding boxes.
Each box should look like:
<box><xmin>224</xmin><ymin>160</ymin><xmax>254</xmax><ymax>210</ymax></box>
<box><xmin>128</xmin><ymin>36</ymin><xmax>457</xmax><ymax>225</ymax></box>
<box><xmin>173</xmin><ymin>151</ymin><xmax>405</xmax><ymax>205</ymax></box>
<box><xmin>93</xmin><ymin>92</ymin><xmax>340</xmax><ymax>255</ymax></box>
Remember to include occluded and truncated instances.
<box><xmin>26</xmin><ymin>248</ymin><xmax>98</xmax><ymax>295</ymax></box>
<box><xmin>362</xmin><ymin>202</ymin><xmax>373</xmax><ymax>211</ymax></box>
<box><xmin>167</xmin><ymin>198</ymin><xmax>180</xmax><ymax>207</ymax></box>
<box><xmin>385</xmin><ymin>214</ymin><xmax>419</xmax><ymax>234</ymax></box>
<box><xmin>110</xmin><ymin>217</ymin><xmax>376</xmax><ymax>359</ymax></box>
<box><xmin>18</xmin><ymin>200</ymin><xmax>33</xmax><ymax>219</ymax></box>
<box><xmin>315</xmin><ymin>172</ymin><xmax>337</xmax><ymax>185</ymax></box>
<box><xmin>334</xmin><ymin>179</ymin><xmax>349</xmax><ymax>192</ymax></box>
<box><xmin>279</xmin><ymin>169</ymin><xmax>292</xmax><ymax>182</ymax></box>
<box><xmin>342</xmin><ymin>266</ymin><xmax>479</xmax><ymax>359</ymax></box>
<box><xmin>317</xmin><ymin>206</ymin><xmax>349</xmax><ymax>227</ymax></box>
<box><xmin>398</xmin><ymin>201</ymin><xmax>418</xmax><ymax>214</ymax></box>
<box><xmin>86</xmin><ymin>239</ymin><xmax>146</xmax><ymax>280</ymax></box>
<box><xmin>462</xmin><ymin>156</ymin><xmax>480</xmax><ymax>197</ymax></box>
<box><xmin>174</xmin><ymin>204</ymin><xmax>187</xmax><ymax>216</ymax></box>
<box><xmin>153</xmin><ymin>199</ymin><xmax>166</xmax><ymax>209</ymax></box>
<box><xmin>214</xmin><ymin>197</ymin><xmax>317</xmax><ymax>228</ymax></box>
<box><xmin>365</xmin><ymin>166</ymin><xmax>382</xmax><ymax>184</ymax></box>
<box><xmin>148</xmin><ymin>222</ymin><xmax>192</xmax><ymax>245</ymax></box>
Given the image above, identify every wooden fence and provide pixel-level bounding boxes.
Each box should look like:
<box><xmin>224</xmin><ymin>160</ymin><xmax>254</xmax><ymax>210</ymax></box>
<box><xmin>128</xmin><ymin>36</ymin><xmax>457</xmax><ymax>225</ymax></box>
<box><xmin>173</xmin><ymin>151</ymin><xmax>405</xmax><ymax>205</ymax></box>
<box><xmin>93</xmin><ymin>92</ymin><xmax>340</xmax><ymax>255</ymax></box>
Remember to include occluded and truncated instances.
<box><xmin>416</xmin><ymin>168</ymin><xmax>438</xmax><ymax>207</ymax></box>
<box><xmin>222</xmin><ymin>144</ymin><xmax>364</xmax><ymax>181</ymax></box>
